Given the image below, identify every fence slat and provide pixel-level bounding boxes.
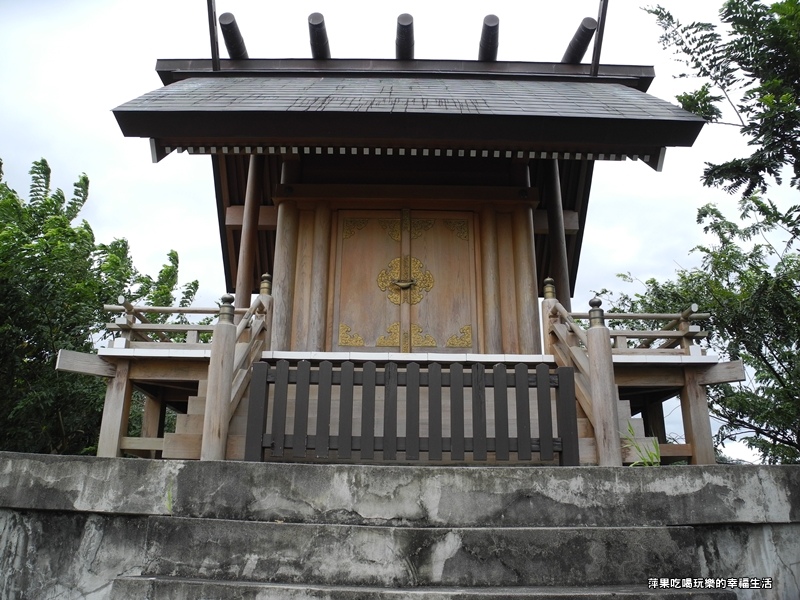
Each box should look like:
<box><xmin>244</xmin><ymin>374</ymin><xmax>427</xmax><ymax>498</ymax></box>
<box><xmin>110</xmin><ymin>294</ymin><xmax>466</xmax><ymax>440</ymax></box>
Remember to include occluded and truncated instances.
<box><xmin>292</xmin><ymin>360</ymin><xmax>311</xmax><ymax>458</ymax></box>
<box><xmin>338</xmin><ymin>361</ymin><xmax>355</xmax><ymax>458</ymax></box>
<box><xmin>556</xmin><ymin>366</ymin><xmax>580</xmax><ymax>466</ymax></box>
<box><xmin>245</xmin><ymin>359</ymin><xmax>578</xmax><ymax>466</ymax></box>
<box><xmin>514</xmin><ymin>363</ymin><xmax>532</xmax><ymax>460</ymax></box>
<box><xmin>493</xmin><ymin>364</ymin><xmax>510</xmax><ymax>460</ymax></box>
<box><xmin>537</xmin><ymin>363</ymin><xmax>554</xmax><ymax>461</ymax></box>
<box><xmin>270</xmin><ymin>360</ymin><xmax>290</xmax><ymax>457</ymax></box>
<box><xmin>406</xmin><ymin>362</ymin><xmax>421</xmax><ymax>460</ymax></box>
<box><xmin>428</xmin><ymin>363</ymin><xmax>443</xmax><ymax>460</ymax></box>
<box><xmin>451</xmin><ymin>363</ymin><xmax>465</xmax><ymax>460</ymax></box>
<box><xmin>472</xmin><ymin>363</ymin><xmax>487</xmax><ymax>461</ymax></box>
<box><xmin>361</xmin><ymin>362</ymin><xmax>377</xmax><ymax>459</ymax></box>
<box><xmin>384</xmin><ymin>362</ymin><xmax>398</xmax><ymax>460</ymax></box>
<box><xmin>315</xmin><ymin>361</ymin><xmax>333</xmax><ymax>458</ymax></box>
<box><xmin>244</xmin><ymin>361</ymin><xmax>270</xmax><ymax>461</ymax></box>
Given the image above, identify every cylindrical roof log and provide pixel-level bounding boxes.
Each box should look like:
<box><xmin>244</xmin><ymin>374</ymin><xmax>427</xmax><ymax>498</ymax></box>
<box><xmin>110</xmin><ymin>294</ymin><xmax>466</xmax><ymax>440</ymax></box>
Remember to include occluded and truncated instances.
<box><xmin>396</xmin><ymin>13</ymin><xmax>414</xmax><ymax>60</ymax></box>
<box><xmin>561</xmin><ymin>17</ymin><xmax>597</xmax><ymax>64</ymax></box>
<box><xmin>308</xmin><ymin>12</ymin><xmax>331</xmax><ymax>59</ymax></box>
<box><xmin>478</xmin><ymin>14</ymin><xmax>499</xmax><ymax>61</ymax></box>
<box><xmin>219</xmin><ymin>12</ymin><xmax>249</xmax><ymax>60</ymax></box>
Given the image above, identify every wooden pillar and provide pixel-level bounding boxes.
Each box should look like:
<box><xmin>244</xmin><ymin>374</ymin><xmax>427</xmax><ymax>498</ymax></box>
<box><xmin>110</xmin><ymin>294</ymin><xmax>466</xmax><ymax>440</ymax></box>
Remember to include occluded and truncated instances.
<box><xmin>586</xmin><ymin>298</ymin><xmax>622</xmax><ymax>466</ymax></box>
<box><xmin>480</xmin><ymin>205</ymin><xmax>503</xmax><ymax>353</ymax></box>
<box><xmin>308</xmin><ymin>204</ymin><xmax>331</xmax><ymax>350</ymax></box>
<box><xmin>201</xmin><ymin>294</ymin><xmax>237</xmax><ymax>461</ymax></box>
<box><xmin>681</xmin><ymin>367</ymin><xmax>716</xmax><ymax>464</ymax></box>
<box><xmin>546</xmin><ymin>159</ymin><xmax>571</xmax><ymax>311</ymax></box>
<box><xmin>140</xmin><ymin>393</ymin><xmax>165</xmax><ymax>459</ymax></box>
<box><xmin>271</xmin><ymin>200</ymin><xmax>299</xmax><ymax>351</ymax></box>
<box><xmin>496</xmin><ymin>212</ymin><xmax>518</xmax><ymax>353</ymax></box>
<box><xmin>234</xmin><ymin>155</ymin><xmax>263</xmax><ymax>313</ymax></box>
<box><xmin>644</xmin><ymin>401</ymin><xmax>668</xmax><ymax>444</ymax></box>
<box><xmin>96</xmin><ymin>360</ymin><xmax>133</xmax><ymax>457</ymax></box>
<box><xmin>513</xmin><ymin>204</ymin><xmax>541</xmax><ymax>353</ymax></box>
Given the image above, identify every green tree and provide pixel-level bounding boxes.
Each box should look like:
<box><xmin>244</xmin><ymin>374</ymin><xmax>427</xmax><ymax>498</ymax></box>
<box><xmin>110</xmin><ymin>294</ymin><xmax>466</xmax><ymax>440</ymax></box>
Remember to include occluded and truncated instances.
<box><xmin>600</xmin><ymin>200</ymin><xmax>800</xmax><ymax>463</ymax></box>
<box><xmin>646</xmin><ymin>0</ymin><xmax>800</xmax><ymax>197</ymax></box>
<box><xmin>0</xmin><ymin>158</ymin><xmax>198</xmax><ymax>454</ymax></box>
<box><xmin>604</xmin><ymin>1</ymin><xmax>800</xmax><ymax>462</ymax></box>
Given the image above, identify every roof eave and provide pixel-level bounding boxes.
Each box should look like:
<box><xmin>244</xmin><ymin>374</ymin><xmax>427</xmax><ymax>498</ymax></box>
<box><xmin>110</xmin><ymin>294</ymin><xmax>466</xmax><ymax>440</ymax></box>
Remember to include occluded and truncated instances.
<box><xmin>154</xmin><ymin>58</ymin><xmax>657</xmax><ymax>92</ymax></box>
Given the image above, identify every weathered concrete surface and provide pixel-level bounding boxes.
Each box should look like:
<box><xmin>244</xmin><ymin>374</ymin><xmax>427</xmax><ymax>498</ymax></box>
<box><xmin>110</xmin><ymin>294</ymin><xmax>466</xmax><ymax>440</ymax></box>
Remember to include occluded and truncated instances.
<box><xmin>698</xmin><ymin>524</ymin><xmax>800</xmax><ymax>600</ymax></box>
<box><xmin>0</xmin><ymin>509</ymin><xmax>147</xmax><ymax>600</ymax></box>
<box><xmin>112</xmin><ymin>578</ymin><xmax>738</xmax><ymax>599</ymax></box>
<box><xmin>170</xmin><ymin>461</ymin><xmax>800</xmax><ymax>527</ymax></box>
<box><xmin>0</xmin><ymin>452</ymin><xmax>180</xmax><ymax>516</ymax></box>
<box><xmin>0</xmin><ymin>453</ymin><xmax>798</xmax><ymax>599</ymax></box>
<box><xmin>142</xmin><ymin>517</ymin><xmax>696</xmax><ymax>586</ymax></box>
<box><xmin>1</xmin><ymin>453</ymin><xmax>797</xmax><ymax>527</ymax></box>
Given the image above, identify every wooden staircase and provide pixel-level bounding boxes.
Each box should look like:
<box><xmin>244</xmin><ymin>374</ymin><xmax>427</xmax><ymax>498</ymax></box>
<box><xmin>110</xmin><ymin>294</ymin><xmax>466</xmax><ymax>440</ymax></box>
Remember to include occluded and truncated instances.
<box><xmin>162</xmin><ymin>379</ymin><xmax>250</xmax><ymax>460</ymax></box>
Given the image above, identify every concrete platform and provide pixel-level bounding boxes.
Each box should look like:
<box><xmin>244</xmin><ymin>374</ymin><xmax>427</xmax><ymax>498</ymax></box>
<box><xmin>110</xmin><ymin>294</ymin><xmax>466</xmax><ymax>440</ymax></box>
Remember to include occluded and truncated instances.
<box><xmin>0</xmin><ymin>452</ymin><xmax>797</xmax><ymax>599</ymax></box>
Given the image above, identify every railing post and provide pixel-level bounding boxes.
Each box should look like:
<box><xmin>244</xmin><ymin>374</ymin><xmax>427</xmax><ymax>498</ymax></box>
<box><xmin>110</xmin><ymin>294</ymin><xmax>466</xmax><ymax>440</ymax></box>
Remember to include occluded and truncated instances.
<box><xmin>201</xmin><ymin>294</ymin><xmax>237</xmax><ymax>461</ymax></box>
<box><xmin>259</xmin><ymin>273</ymin><xmax>273</xmax><ymax>351</ymax></box>
<box><xmin>541</xmin><ymin>277</ymin><xmax>558</xmax><ymax>355</ymax></box>
<box><xmin>585</xmin><ymin>298</ymin><xmax>622</xmax><ymax>466</ymax></box>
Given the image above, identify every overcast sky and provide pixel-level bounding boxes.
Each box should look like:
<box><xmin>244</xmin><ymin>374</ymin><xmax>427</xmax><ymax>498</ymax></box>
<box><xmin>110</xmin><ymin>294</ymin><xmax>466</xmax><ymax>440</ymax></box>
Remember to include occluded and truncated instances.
<box><xmin>0</xmin><ymin>1</ymin><xmax>762</xmax><ymax>460</ymax></box>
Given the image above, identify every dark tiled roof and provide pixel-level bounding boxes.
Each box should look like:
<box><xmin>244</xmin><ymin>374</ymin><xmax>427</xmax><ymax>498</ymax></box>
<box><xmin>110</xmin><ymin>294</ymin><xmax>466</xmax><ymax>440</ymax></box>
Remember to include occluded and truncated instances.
<box><xmin>117</xmin><ymin>76</ymin><xmax>698</xmax><ymax>123</ymax></box>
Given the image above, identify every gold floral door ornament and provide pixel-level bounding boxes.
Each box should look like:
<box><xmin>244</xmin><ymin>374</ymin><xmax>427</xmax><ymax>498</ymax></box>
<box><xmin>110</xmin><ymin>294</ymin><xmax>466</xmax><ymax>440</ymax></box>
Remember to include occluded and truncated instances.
<box><xmin>377</xmin><ymin>322</ymin><xmax>437</xmax><ymax>347</ymax></box>
<box><xmin>376</xmin><ymin>257</ymin><xmax>435</xmax><ymax>305</ymax></box>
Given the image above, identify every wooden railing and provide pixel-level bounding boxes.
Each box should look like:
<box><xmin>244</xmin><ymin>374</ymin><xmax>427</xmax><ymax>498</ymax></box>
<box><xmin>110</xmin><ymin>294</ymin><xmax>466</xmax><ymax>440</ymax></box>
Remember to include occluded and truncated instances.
<box><xmin>201</xmin><ymin>284</ymin><xmax>273</xmax><ymax>460</ymax></box>
<box><xmin>569</xmin><ymin>303</ymin><xmax>710</xmax><ymax>354</ymax></box>
<box><xmin>97</xmin><ymin>275</ymin><xmax>274</xmax><ymax>459</ymax></box>
<box><xmin>244</xmin><ymin>359</ymin><xmax>579</xmax><ymax>465</ymax></box>
<box><xmin>540</xmin><ymin>277</ymin><xmax>720</xmax><ymax>465</ymax></box>
<box><xmin>104</xmin><ymin>296</ymin><xmax>219</xmax><ymax>347</ymax></box>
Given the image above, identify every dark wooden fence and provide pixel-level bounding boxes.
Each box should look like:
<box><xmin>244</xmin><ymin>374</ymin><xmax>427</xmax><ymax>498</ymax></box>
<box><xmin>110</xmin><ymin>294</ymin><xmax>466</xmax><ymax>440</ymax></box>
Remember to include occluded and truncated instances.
<box><xmin>244</xmin><ymin>359</ymin><xmax>579</xmax><ymax>465</ymax></box>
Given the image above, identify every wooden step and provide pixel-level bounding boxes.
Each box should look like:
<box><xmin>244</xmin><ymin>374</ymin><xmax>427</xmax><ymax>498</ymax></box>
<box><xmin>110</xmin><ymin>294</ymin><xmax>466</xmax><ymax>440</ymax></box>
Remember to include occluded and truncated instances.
<box><xmin>162</xmin><ymin>433</ymin><xmax>245</xmax><ymax>460</ymax></box>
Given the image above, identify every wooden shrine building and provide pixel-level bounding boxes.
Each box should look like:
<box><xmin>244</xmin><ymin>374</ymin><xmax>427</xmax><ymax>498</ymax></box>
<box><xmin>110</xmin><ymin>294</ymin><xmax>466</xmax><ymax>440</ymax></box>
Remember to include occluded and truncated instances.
<box><xmin>59</xmin><ymin>11</ymin><xmax>745</xmax><ymax>466</ymax></box>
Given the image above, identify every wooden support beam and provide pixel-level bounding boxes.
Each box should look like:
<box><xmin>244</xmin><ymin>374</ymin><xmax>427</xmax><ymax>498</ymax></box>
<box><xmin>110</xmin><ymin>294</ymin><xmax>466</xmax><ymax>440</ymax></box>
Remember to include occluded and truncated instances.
<box><xmin>644</xmin><ymin>402</ymin><xmax>668</xmax><ymax>444</ymax></box>
<box><xmin>545</xmin><ymin>159</ymin><xmax>571</xmax><ymax>311</ymax></box>
<box><xmin>514</xmin><ymin>204</ymin><xmax>541</xmax><ymax>353</ymax></box>
<box><xmin>120</xmin><ymin>437</ymin><xmax>165</xmax><ymax>451</ymax></box>
<box><xmin>129</xmin><ymin>360</ymin><xmax>209</xmax><ymax>381</ymax></box>
<box><xmin>309</xmin><ymin>204</ymin><xmax>331</xmax><ymax>351</ymax></box>
<box><xmin>225</xmin><ymin>205</ymin><xmax>278</xmax><ymax>229</ymax></box>
<box><xmin>480</xmin><ymin>205</ymin><xmax>503</xmax><ymax>353</ymax></box>
<box><xmin>234</xmin><ymin>155</ymin><xmax>264</xmax><ymax>311</ymax></box>
<box><xmin>697</xmin><ymin>360</ymin><xmax>746</xmax><ymax>385</ymax></box>
<box><xmin>533</xmin><ymin>209</ymin><xmax>579</xmax><ymax>234</ymax></box>
<box><xmin>497</xmin><ymin>212</ymin><xmax>519</xmax><ymax>353</ymax></box>
<box><xmin>271</xmin><ymin>201</ymin><xmax>299</xmax><ymax>351</ymax></box>
<box><xmin>56</xmin><ymin>350</ymin><xmax>115</xmax><ymax>378</ymax></box>
<box><xmin>613</xmin><ymin>365</ymin><xmax>685</xmax><ymax>387</ymax></box>
<box><xmin>97</xmin><ymin>360</ymin><xmax>133</xmax><ymax>457</ymax></box>
<box><xmin>274</xmin><ymin>183</ymin><xmax>537</xmax><ymax>202</ymax></box>
<box><xmin>680</xmin><ymin>367</ymin><xmax>716</xmax><ymax>465</ymax></box>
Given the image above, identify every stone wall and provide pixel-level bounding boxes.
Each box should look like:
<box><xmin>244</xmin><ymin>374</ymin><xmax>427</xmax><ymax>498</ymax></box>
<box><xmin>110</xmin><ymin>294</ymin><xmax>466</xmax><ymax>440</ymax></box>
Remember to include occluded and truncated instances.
<box><xmin>1</xmin><ymin>452</ymin><xmax>798</xmax><ymax>599</ymax></box>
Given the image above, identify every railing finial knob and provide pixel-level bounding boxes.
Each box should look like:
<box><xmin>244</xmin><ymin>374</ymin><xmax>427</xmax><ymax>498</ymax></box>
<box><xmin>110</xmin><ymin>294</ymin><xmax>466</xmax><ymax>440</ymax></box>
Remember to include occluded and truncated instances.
<box><xmin>589</xmin><ymin>297</ymin><xmax>605</xmax><ymax>327</ymax></box>
<box><xmin>543</xmin><ymin>277</ymin><xmax>556</xmax><ymax>299</ymax></box>
<box><xmin>260</xmin><ymin>273</ymin><xmax>272</xmax><ymax>296</ymax></box>
<box><xmin>219</xmin><ymin>294</ymin><xmax>235</xmax><ymax>324</ymax></box>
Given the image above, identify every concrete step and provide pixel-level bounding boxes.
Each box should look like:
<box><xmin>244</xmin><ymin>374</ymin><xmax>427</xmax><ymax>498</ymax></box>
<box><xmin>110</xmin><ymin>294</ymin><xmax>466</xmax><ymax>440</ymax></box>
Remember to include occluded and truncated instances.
<box><xmin>168</xmin><ymin>461</ymin><xmax>762</xmax><ymax>529</ymax></box>
<box><xmin>142</xmin><ymin>516</ymin><xmax>698</xmax><ymax>587</ymax></box>
<box><xmin>112</xmin><ymin>577</ymin><xmax>738</xmax><ymax>599</ymax></box>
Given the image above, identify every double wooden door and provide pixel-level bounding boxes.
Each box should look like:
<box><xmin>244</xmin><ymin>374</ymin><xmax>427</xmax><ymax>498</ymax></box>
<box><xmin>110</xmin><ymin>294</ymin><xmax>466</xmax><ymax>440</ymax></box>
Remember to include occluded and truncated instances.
<box><xmin>332</xmin><ymin>209</ymin><xmax>479</xmax><ymax>353</ymax></box>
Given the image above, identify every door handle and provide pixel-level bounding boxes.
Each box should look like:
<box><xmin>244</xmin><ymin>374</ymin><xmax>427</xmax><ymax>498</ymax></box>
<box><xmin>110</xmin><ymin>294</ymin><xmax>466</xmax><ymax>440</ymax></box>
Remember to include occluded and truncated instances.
<box><xmin>391</xmin><ymin>279</ymin><xmax>416</xmax><ymax>290</ymax></box>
